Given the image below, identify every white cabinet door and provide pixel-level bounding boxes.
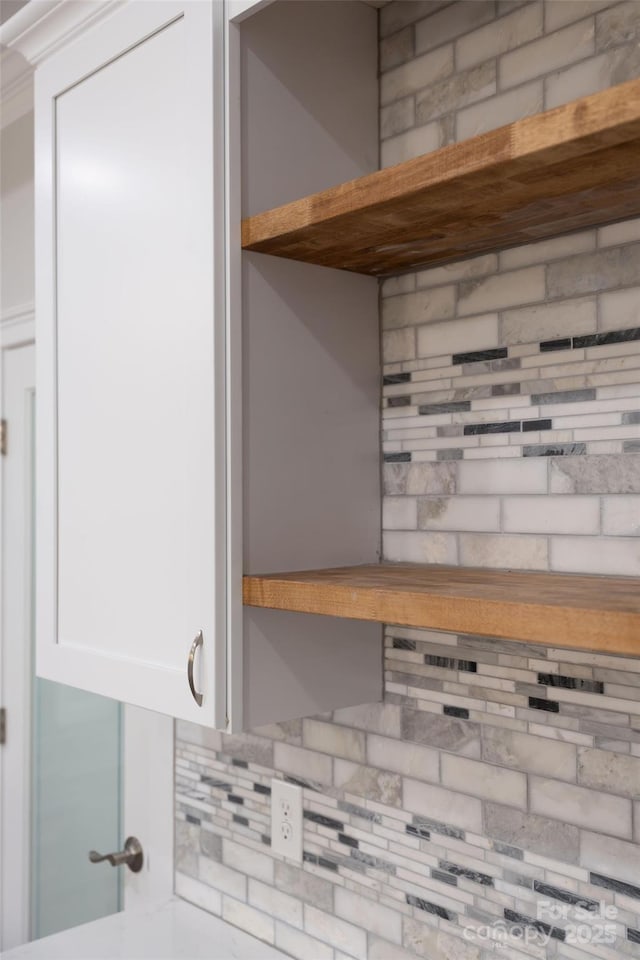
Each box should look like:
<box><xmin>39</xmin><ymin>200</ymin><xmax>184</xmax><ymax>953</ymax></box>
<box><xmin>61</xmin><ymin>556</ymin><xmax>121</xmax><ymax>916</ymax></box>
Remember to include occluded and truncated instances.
<box><xmin>35</xmin><ymin>1</ymin><xmax>226</xmax><ymax>726</ymax></box>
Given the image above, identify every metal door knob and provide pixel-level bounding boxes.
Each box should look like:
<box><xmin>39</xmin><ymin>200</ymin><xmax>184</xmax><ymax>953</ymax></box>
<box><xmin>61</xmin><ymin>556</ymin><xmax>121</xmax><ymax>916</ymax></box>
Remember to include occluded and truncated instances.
<box><xmin>89</xmin><ymin>835</ymin><xmax>143</xmax><ymax>873</ymax></box>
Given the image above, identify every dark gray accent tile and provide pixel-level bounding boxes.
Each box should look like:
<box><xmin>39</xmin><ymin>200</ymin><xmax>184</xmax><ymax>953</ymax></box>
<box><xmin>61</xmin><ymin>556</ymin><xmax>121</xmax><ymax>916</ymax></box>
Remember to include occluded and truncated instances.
<box><xmin>522</xmin><ymin>418</ymin><xmax>552</xmax><ymax>432</ymax></box>
<box><xmin>338</xmin><ymin>832</ymin><xmax>358</xmax><ymax>849</ymax></box>
<box><xmin>452</xmin><ymin>347</ymin><xmax>507</xmax><ymax>365</ymax></box>
<box><xmin>540</xmin><ymin>337</ymin><xmax>572</xmax><ymax>352</ymax></box>
<box><xmin>538</xmin><ymin>673</ymin><xmax>604</xmax><ymax>693</ymax></box>
<box><xmin>531</xmin><ymin>389</ymin><xmax>596</xmax><ymax>405</ymax></box>
<box><xmin>437</xmin><ymin>448</ymin><xmax>464</xmax><ymax>460</ymax></box>
<box><xmin>444</xmin><ymin>705</ymin><xmax>469</xmax><ymax>720</ymax></box>
<box><xmin>533</xmin><ymin>881</ymin><xmax>598</xmax><ymax>912</ymax></box>
<box><xmin>201</xmin><ymin>777</ymin><xmax>232</xmax><ymax>791</ymax></box>
<box><xmin>384</xmin><ymin>452</ymin><xmax>412</xmax><ymax>463</ymax></box>
<box><xmin>383</xmin><ymin>372</ymin><xmax>411</xmax><ymax>385</ymax></box>
<box><xmin>464</xmin><ymin>420</ymin><xmax>521</xmax><ymax>435</ymax></box>
<box><xmin>440</xmin><ymin>860</ymin><xmax>494</xmax><ymax>886</ymax></box>
<box><xmin>406</xmin><ymin>823</ymin><xmax>431</xmax><ymax>840</ymax></box>
<box><xmin>303</xmin><ymin>851</ymin><xmax>339</xmax><ymax>873</ymax></box>
<box><xmin>424</xmin><ymin>654</ymin><xmax>477</xmax><ymax>672</ymax></box>
<box><xmin>412</xmin><ymin>815</ymin><xmax>465</xmax><ymax>841</ymax></box>
<box><xmin>432</xmin><ymin>868</ymin><xmax>458</xmax><ymax>886</ymax></box>
<box><xmin>590</xmin><ymin>873</ymin><xmax>640</xmax><ymax>899</ymax></box>
<box><xmin>628</xmin><ymin>928</ymin><xmax>640</xmax><ymax>944</ymax></box>
<box><xmin>524</xmin><ymin>443</ymin><xmax>587</xmax><ymax>457</ymax></box>
<box><xmin>388</xmin><ymin>395</ymin><xmax>412</xmax><ymax>407</ymax></box>
<box><xmin>406</xmin><ymin>894</ymin><xmax>454</xmax><ymax>921</ymax></box>
<box><xmin>529</xmin><ymin>696</ymin><xmax>560</xmax><ymax>712</ymax></box>
<box><xmin>573</xmin><ymin>327</ymin><xmax>640</xmax><ymax>348</ymax></box>
<box><xmin>233</xmin><ymin>814</ymin><xmax>249</xmax><ymax>827</ymax></box>
<box><xmin>624</xmin><ymin>440</ymin><xmax>640</xmax><ymax>452</ymax></box>
<box><xmin>303</xmin><ymin>810</ymin><xmax>344</xmax><ymax>831</ymax></box>
<box><xmin>419</xmin><ymin>400</ymin><xmax>472</xmax><ymax>415</ymax></box>
<box><xmin>504</xmin><ymin>909</ymin><xmax>565</xmax><ymax>942</ymax></box>
<box><xmin>393</xmin><ymin>637</ymin><xmax>417</xmax><ymax>650</ymax></box>
<box><xmin>622</xmin><ymin>412</ymin><xmax>640</xmax><ymax>424</ymax></box>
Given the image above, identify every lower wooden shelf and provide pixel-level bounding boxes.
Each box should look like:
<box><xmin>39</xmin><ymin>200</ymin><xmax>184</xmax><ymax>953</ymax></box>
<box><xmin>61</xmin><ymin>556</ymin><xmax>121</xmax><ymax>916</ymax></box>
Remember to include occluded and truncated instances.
<box><xmin>243</xmin><ymin>563</ymin><xmax>640</xmax><ymax>656</ymax></box>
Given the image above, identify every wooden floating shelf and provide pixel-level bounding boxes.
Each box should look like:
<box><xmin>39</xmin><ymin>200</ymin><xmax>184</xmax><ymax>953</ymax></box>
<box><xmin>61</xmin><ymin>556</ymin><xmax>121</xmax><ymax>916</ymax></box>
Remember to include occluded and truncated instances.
<box><xmin>243</xmin><ymin>563</ymin><xmax>640</xmax><ymax>656</ymax></box>
<box><xmin>242</xmin><ymin>77</ymin><xmax>640</xmax><ymax>276</ymax></box>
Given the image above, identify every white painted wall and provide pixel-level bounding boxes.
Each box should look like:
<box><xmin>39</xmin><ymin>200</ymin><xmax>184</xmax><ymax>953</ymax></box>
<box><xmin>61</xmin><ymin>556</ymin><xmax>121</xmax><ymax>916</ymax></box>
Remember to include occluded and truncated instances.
<box><xmin>1</xmin><ymin>109</ymin><xmax>34</xmax><ymax>316</ymax></box>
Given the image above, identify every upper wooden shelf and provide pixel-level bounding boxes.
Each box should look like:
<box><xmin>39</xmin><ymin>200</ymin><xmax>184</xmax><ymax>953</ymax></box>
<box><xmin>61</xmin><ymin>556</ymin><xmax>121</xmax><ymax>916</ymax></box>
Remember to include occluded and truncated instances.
<box><xmin>243</xmin><ymin>563</ymin><xmax>640</xmax><ymax>656</ymax></box>
<box><xmin>242</xmin><ymin>78</ymin><xmax>640</xmax><ymax>276</ymax></box>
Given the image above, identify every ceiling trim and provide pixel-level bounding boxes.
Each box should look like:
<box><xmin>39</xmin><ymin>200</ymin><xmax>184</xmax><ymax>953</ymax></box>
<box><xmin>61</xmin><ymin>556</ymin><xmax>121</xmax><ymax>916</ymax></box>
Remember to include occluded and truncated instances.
<box><xmin>0</xmin><ymin>0</ymin><xmax>122</xmax><ymax>65</ymax></box>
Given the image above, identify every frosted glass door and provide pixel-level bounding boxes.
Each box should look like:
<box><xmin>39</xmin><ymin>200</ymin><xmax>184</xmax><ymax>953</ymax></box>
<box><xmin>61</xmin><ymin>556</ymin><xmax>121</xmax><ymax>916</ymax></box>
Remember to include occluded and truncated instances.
<box><xmin>30</xmin><ymin>371</ymin><xmax>122</xmax><ymax>938</ymax></box>
<box><xmin>1</xmin><ymin>342</ymin><xmax>123</xmax><ymax>948</ymax></box>
<box><xmin>31</xmin><ymin>682</ymin><xmax>122</xmax><ymax>940</ymax></box>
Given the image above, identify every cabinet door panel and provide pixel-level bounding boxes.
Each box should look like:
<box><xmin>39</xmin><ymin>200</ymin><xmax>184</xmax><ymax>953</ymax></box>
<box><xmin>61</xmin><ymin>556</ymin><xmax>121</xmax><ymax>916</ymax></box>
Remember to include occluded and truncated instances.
<box><xmin>36</xmin><ymin>1</ymin><xmax>225</xmax><ymax>725</ymax></box>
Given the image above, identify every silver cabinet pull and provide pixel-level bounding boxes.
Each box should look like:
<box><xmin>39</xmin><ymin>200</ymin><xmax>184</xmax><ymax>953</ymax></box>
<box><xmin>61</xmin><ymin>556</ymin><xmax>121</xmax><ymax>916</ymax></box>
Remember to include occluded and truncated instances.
<box><xmin>188</xmin><ymin>630</ymin><xmax>204</xmax><ymax>706</ymax></box>
<box><xmin>89</xmin><ymin>836</ymin><xmax>143</xmax><ymax>873</ymax></box>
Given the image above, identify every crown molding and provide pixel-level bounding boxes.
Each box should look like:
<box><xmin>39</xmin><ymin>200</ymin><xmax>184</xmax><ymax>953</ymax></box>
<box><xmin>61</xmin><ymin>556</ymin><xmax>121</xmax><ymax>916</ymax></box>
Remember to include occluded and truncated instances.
<box><xmin>0</xmin><ymin>0</ymin><xmax>123</xmax><ymax>66</ymax></box>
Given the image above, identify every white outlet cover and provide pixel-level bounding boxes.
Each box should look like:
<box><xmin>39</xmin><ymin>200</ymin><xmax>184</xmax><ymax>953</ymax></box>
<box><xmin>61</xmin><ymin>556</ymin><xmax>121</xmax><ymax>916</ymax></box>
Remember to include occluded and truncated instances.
<box><xmin>271</xmin><ymin>779</ymin><xmax>303</xmax><ymax>863</ymax></box>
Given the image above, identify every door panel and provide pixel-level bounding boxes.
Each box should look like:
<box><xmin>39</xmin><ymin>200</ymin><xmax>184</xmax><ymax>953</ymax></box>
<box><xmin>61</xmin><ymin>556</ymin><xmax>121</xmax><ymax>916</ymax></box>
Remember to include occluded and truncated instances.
<box><xmin>31</xmin><ymin>681</ymin><xmax>121</xmax><ymax>940</ymax></box>
<box><xmin>1</xmin><ymin>338</ymin><xmax>172</xmax><ymax>949</ymax></box>
<box><xmin>1</xmin><ymin>343</ymin><xmax>36</xmax><ymax>948</ymax></box>
<box><xmin>56</xmin><ymin>16</ymin><xmax>193</xmax><ymax>671</ymax></box>
<box><xmin>35</xmin><ymin>1</ymin><xmax>226</xmax><ymax>725</ymax></box>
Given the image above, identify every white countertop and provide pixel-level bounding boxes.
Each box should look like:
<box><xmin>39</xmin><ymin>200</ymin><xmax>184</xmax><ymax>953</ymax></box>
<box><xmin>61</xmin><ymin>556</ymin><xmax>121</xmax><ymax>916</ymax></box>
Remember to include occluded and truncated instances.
<box><xmin>1</xmin><ymin>899</ymin><xmax>288</xmax><ymax>959</ymax></box>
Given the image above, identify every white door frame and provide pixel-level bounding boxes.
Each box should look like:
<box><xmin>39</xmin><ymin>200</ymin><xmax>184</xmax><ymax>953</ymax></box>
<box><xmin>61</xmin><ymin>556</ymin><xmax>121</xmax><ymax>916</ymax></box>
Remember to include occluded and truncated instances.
<box><xmin>1</xmin><ymin>319</ymin><xmax>173</xmax><ymax>950</ymax></box>
<box><xmin>1</xmin><ymin>322</ymin><xmax>35</xmax><ymax>950</ymax></box>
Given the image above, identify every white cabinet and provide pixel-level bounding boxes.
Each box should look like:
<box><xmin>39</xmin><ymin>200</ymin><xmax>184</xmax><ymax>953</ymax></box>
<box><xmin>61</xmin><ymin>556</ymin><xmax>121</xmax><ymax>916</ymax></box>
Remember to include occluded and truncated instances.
<box><xmin>35</xmin><ymin>1</ymin><xmax>226</xmax><ymax>725</ymax></box>
<box><xmin>28</xmin><ymin>0</ymin><xmax>383</xmax><ymax>729</ymax></box>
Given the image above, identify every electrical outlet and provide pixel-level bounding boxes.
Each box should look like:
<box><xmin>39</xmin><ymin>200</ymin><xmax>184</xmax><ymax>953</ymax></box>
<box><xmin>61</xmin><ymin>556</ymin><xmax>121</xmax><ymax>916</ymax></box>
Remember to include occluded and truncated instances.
<box><xmin>271</xmin><ymin>779</ymin><xmax>303</xmax><ymax>862</ymax></box>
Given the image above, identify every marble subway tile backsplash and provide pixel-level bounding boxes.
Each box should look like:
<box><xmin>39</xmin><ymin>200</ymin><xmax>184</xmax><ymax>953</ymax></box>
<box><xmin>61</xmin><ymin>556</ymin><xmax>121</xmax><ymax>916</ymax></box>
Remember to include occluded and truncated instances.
<box><xmin>176</xmin><ymin>632</ymin><xmax>640</xmax><ymax>958</ymax></box>
<box><xmin>176</xmin><ymin>2</ymin><xmax>640</xmax><ymax>957</ymax></box>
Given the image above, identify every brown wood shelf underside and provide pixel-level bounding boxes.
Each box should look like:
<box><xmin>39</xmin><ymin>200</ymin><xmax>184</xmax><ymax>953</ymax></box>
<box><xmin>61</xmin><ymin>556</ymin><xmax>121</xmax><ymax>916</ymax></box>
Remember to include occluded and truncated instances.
<box><xmin>242</xmin><ymin>78</ymin><xmax>640</xmax><ymax>276</ymax></box>
<box><xmin>243</xmin><ymin>563</ymin><xmax>640</xmax><ymax>656</ymax></box>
